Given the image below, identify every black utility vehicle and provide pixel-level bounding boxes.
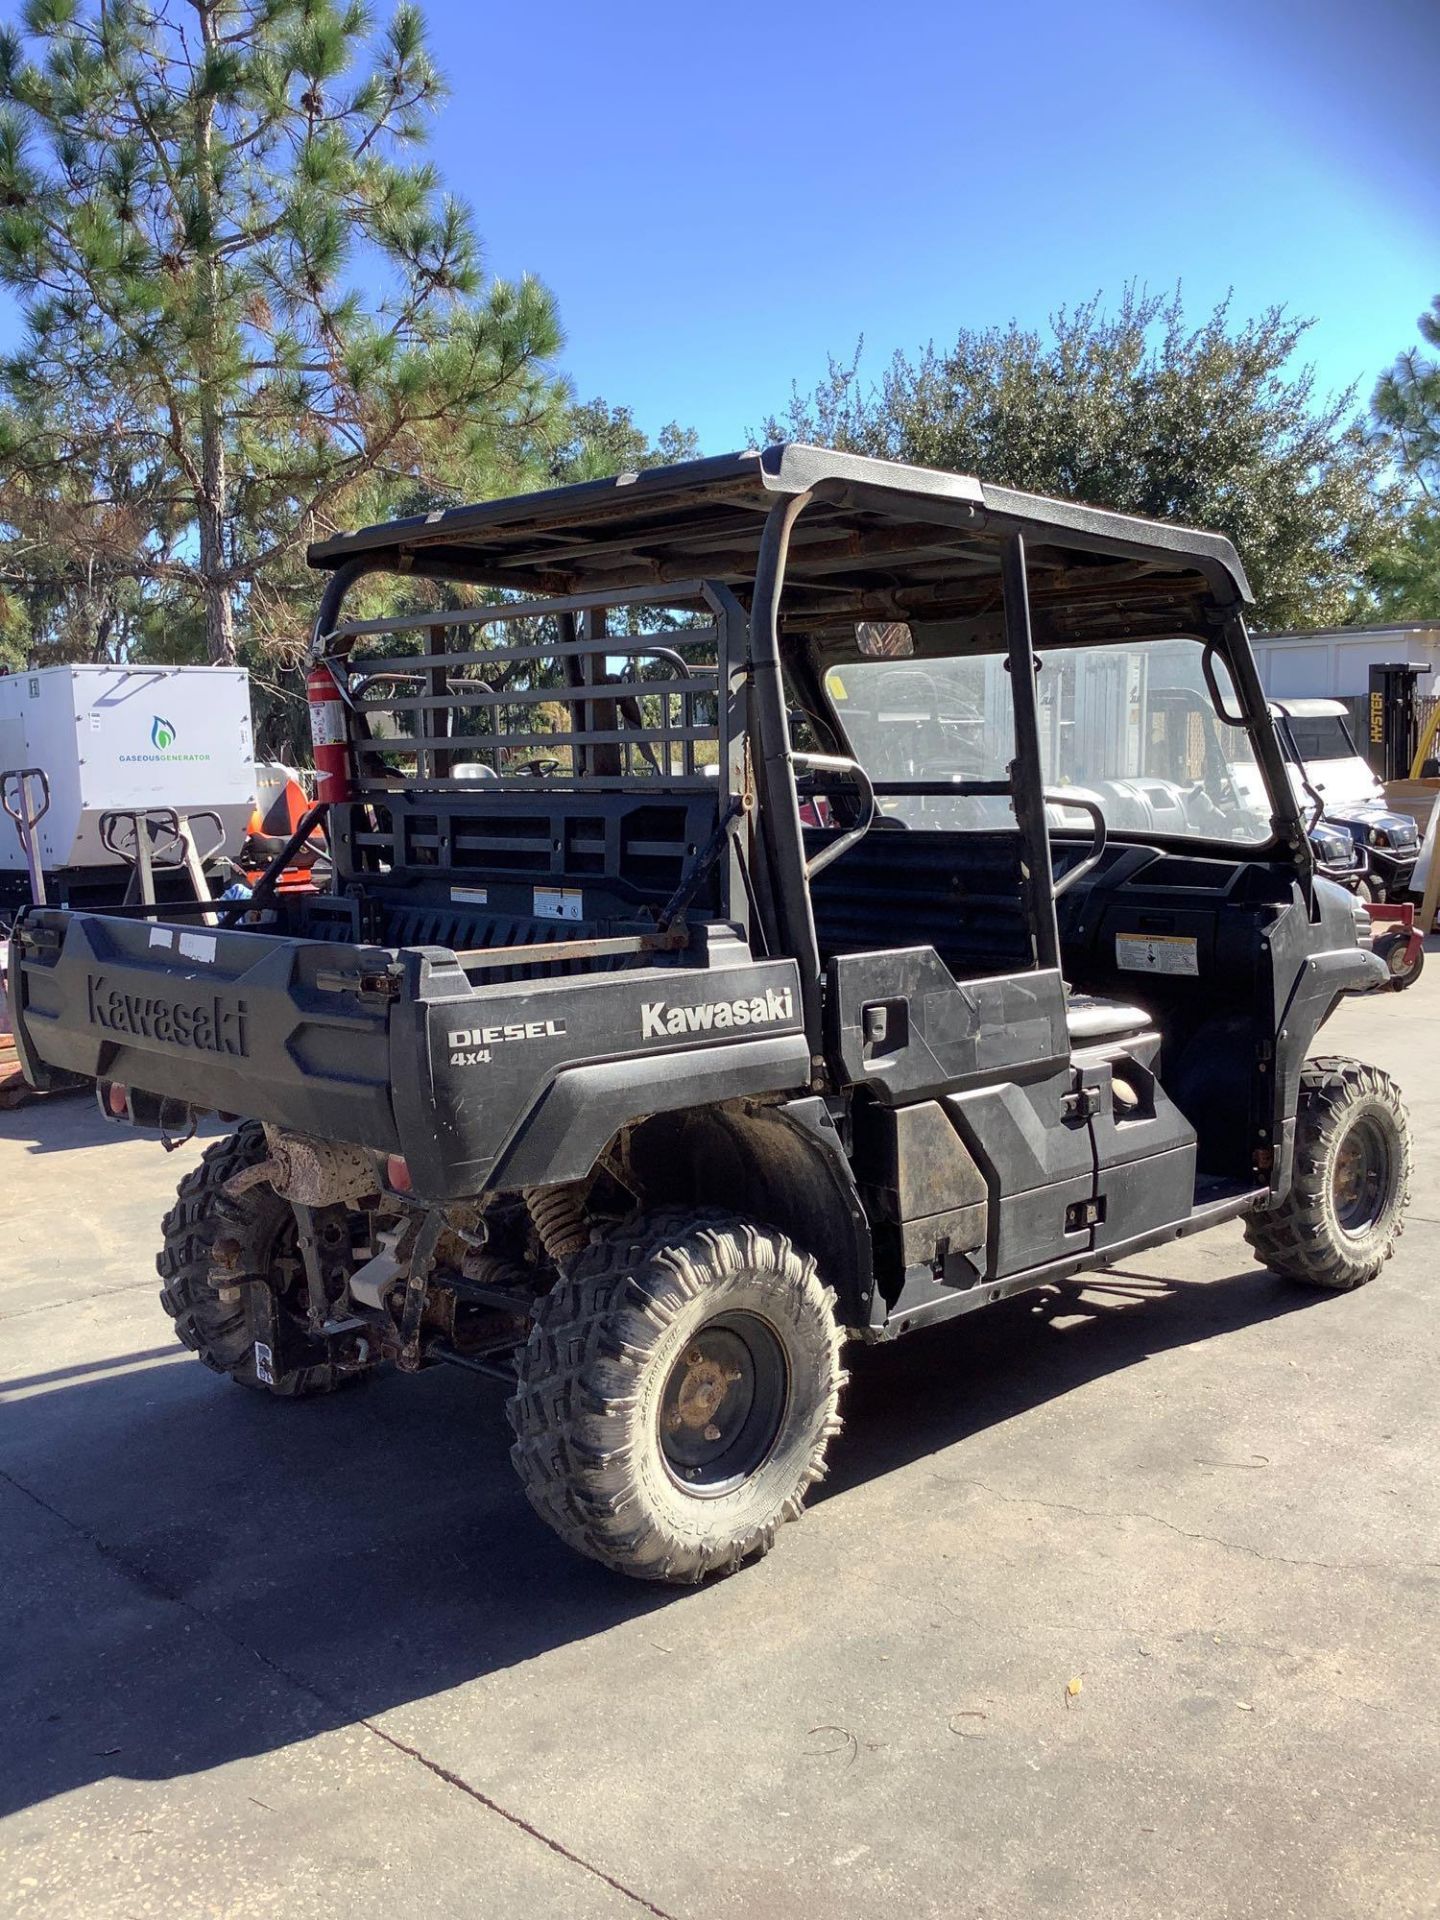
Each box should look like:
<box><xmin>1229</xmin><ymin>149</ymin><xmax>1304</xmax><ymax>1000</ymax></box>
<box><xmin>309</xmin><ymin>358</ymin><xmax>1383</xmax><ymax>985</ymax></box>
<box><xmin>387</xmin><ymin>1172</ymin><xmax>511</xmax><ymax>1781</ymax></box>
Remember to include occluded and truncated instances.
<box><xmin>8</xmin><ymin>447</ymin><xmax>1412</xmax><ymax>1581</ymax></box>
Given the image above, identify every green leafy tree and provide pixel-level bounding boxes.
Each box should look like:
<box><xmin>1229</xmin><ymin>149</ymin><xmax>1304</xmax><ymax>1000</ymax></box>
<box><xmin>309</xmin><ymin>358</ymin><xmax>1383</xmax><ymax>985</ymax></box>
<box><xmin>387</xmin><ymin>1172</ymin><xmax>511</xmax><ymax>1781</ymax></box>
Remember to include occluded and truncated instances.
<box><xmin>545</xmin><ymin>398</ymin><xmax>699</xmax><ymax>483</ymax></box>
<box><xmin>768</xmin><ymin>288</ymin><xmax>1395</xmax><ymax>629</ymax></box>
<box><xmin>0</xmin><ymin>0</ymin><xmax>564</xmax><ymax>667</ymax></box>
<box><xmin>1367</xmin><ymin>295</ymin><xmax>1440</xmax><ymax>620</ymax></box>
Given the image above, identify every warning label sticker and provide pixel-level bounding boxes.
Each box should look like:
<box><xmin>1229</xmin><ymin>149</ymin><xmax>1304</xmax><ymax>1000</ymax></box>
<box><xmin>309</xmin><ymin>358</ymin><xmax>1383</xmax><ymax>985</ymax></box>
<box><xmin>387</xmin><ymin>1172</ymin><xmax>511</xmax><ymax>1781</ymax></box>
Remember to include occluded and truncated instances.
<box><xmin>1116</xmin><ymin>932</ymin><xmax>1199</xmax><ymax>976</ymax></box>
<box><xmin>309</xmin><ymin>699</ymin><xmax>346</xmax><ymax>748</ymax></box>
<box><xmin>534</xmin><ymin>886</ymin><xmax>584</xmax><ymax>922</ymax></box>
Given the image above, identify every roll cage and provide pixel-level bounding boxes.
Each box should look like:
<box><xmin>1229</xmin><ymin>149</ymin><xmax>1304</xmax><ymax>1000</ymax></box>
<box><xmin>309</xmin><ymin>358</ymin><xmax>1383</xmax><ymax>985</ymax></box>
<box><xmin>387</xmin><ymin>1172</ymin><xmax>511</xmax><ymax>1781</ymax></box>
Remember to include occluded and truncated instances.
<box><xmin>306</xmin><ymin>442</ymin><xmax>1309</xmax><ymax>1060</ymax></box>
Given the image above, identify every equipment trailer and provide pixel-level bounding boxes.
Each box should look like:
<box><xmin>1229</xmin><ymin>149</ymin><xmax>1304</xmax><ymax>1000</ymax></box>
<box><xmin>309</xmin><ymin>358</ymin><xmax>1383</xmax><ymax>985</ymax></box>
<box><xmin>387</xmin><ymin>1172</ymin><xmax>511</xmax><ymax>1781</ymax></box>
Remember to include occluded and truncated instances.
<box><xmin>7</xmin><ymin>446</ymin><xmax>1411</xmax><ymax>1581</ymax></box>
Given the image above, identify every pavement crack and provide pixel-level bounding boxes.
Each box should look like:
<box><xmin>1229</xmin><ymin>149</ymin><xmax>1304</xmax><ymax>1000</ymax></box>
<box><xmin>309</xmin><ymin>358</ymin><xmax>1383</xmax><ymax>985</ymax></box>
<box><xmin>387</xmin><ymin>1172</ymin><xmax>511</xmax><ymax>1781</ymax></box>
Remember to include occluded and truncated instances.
<box><xmin>0</xmin><ymin>1464</ymin><xmax>679</xmax><ymax>1920</ymax></box>
<box><xmin>0</xmin><ymin>1277</ymin><xmax>158</xmax><ymax>1323</ymax></box>
<box><xmin>932</xmin><ymin>1473</ymin><xmax>1440</xmax><ymax>1575</ymax></box>
<box><xmin>359</xmin><ymin>1719</ymin><xmax>678</xmax><ymax>1919</ymax></box>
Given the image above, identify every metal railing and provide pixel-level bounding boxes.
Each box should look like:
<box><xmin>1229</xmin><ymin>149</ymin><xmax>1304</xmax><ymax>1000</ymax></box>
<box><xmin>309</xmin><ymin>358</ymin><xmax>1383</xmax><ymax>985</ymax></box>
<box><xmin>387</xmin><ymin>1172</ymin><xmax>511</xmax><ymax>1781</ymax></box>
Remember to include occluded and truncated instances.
<box><xmin>319</xmin><ymin>583</ymin><xmax>736</xmax><ymax>796</ymax></box>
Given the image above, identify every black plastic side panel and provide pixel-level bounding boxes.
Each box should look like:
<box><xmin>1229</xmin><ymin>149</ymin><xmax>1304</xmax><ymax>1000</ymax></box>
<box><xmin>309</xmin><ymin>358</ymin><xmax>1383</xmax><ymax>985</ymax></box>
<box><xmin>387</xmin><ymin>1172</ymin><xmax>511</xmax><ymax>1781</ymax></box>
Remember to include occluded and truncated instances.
<box><xmin>1095</xmin><ymin>1147</ymin><xmax>1197</xmax><ymax>1250</ymax></box>
<box><xmin>851</xmin><ymin>1099</ymin><xmax>989</xmax><ymax>1272</ymax></box>
<box><xmin>1266</xmin><ymin>882</ymin><xmax>1386</xmax><ymax>1192</ymax></box>
<box><xmin>1078</xmin><ymin>1048</ymin><xmax>1198</xmax><ymax>1252</ymax></box>
<box><xmin>827</xmin><ymin>949</ymin><xmax>1069</xmax><ymax>1101</ymax></box>
<box><xmin>945</xmin><ymin>1073</ymin><xmax>1095</xmax><ymax>1277</ymax></box>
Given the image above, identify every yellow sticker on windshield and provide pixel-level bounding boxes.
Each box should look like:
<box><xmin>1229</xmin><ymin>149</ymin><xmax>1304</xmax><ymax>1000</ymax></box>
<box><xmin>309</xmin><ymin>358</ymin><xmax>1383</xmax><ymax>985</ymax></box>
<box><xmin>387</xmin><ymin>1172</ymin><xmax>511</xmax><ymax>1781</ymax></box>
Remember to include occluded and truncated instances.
<box><xmin>829</xmin><ymin>672</ymin><xmax>848</xmax><ymax>700</ymax></box>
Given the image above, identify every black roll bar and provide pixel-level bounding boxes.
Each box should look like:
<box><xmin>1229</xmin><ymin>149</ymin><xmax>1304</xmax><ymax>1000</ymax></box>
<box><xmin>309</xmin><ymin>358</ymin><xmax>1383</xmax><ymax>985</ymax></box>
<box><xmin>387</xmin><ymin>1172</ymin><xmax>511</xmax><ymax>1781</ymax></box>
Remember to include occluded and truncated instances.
<box><xmin>1000</xmin><ymin>534</ymin><xmax>1062</xmax><ymax>973</ymax></box>
<box><xmin>751</xmin><ymin>492</ymin><xmax>825</xmax><ymax>1059</ymax></box>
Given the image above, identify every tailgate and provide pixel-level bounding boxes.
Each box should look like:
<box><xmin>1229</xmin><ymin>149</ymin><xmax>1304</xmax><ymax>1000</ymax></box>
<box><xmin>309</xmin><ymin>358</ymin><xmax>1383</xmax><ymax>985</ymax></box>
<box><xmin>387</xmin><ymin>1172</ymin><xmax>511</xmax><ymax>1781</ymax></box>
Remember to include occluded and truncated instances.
<box><xmin>9</xmin><ymin>909</ymin><xmax>400</xmax><ymax>1151</ymax></box>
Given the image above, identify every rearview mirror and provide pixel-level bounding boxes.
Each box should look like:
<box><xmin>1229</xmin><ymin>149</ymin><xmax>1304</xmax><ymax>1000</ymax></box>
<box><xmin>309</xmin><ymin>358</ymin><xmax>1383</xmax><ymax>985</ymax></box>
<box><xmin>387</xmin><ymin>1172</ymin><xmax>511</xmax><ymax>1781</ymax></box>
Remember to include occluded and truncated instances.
<box><xmin>855</xmin><ymin>621</ymin><xmax>914</xmax><ymax>660</ymax></box>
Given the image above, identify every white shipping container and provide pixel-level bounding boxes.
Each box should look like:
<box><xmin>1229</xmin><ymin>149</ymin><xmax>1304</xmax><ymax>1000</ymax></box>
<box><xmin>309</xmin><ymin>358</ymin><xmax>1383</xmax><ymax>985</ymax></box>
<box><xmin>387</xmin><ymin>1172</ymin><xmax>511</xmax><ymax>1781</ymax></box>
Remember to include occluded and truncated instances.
<box><xmin>1251</xmin><ymin>624</ymin><xmax>1440</xmax><ymax>699</ymax></box>
<box><xmin>0</xmin><ymin>665</ymin><xmax>257</xmax><ymax>873</ymax></box>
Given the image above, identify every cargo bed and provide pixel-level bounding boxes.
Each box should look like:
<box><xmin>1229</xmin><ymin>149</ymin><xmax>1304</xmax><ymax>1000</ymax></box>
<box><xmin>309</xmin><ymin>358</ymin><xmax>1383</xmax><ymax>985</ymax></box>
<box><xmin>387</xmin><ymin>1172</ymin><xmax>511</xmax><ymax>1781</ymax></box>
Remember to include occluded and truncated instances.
<box><xmin>8</xmin><ymin>907</ymin><xmax>809</xmax><ymax>1199</ymax></box>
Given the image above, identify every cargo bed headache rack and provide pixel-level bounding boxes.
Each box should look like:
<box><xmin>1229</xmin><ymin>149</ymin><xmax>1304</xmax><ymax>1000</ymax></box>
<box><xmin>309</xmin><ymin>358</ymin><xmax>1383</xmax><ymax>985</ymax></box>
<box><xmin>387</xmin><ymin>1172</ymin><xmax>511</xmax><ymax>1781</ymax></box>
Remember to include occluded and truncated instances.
<box><xmin>314</xmin><ymin>578</ymin><xmax>753</xmax><ymax>977</ymax></box>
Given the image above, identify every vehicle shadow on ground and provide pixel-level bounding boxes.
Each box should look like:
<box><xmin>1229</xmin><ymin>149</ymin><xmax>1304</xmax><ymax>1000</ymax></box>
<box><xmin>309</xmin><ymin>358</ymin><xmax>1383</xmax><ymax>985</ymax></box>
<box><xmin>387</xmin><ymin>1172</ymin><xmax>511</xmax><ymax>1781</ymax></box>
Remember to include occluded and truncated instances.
<box><xmin>1</xmin><ymin>1251</ymin><xmax>1319</xmax><ymax>1822</ymax></box>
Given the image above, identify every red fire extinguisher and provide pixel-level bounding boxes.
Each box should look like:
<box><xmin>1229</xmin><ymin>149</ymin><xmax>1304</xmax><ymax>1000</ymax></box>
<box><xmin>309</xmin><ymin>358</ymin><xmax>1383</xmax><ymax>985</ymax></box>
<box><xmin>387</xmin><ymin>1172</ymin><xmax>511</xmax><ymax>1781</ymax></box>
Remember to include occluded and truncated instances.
<box><xmin>306</xmin><ymin>660</ymin><xmax>352</xmax><ymax>804</ymax></box>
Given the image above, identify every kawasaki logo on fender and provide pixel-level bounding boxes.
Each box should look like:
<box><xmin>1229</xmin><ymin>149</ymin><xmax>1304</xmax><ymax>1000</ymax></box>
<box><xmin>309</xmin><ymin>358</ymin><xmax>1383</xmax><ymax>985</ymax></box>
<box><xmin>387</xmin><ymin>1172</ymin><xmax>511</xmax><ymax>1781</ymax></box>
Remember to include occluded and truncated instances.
<box><xmin>86</xmin><ymin>975</ymin><xmax>248</xmax><ymax>1056</ymax></box>
<box><xmin>642</xmin><ymin>986</ymin><xmax>794</xmax><ymax>1040</ymax></box>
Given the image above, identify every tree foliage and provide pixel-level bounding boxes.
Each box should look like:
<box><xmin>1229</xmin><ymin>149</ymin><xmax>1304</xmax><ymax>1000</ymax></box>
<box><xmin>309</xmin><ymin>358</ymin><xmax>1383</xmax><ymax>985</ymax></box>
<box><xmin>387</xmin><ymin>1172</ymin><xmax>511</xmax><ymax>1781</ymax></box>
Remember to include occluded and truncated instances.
<box><xmin>767</xmin><ymin>288</ymin><xmax>1395</xmax><ymax>630</ymax></box>
<box><xmin>1366</xmin><ymin>294</ymin><xmax>1440</xmax><ymax>620</ymax></box>
<box><xmin>0</xmin><ymin>0</ymin><xmax>565</xmax><ymax>668</ymax></box>
<box><xmin>544</xmin><ymin>398</ymin><xmax>699</xmax><ymax>485</ymax></box>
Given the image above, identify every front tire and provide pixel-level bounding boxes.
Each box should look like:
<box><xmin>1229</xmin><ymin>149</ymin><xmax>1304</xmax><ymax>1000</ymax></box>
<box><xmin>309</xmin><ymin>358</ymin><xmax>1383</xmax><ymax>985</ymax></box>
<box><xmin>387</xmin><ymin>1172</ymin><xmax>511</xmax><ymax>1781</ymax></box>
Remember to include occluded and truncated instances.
<box><xmin>1244</xmin><ymin>1057</ymin><xmax>1410</xmax><ymax>1290</ymax></box>
<box><xmin>158</xmin><ymin>1123</ymin><xmax>371</xmax><ymax>1396</ymax></box>
<box><xmin>507</xmin><ymin>1212</ymin><xmax>845</xmax><ymax>1582</ymax></box>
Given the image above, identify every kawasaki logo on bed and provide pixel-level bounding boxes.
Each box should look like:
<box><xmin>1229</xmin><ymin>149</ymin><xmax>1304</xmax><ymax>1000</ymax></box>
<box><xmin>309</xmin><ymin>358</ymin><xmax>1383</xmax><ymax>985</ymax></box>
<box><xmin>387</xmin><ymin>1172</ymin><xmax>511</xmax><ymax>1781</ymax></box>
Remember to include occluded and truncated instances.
<box><xmin>86</xmin><ymin>975</ymin><xmax>248</xmax><ymax>1056</ymax></box>
<box><xmin>642</xmin><ymin>985</ymin><xmax>794</xmax><ymax>1040</ymax></box>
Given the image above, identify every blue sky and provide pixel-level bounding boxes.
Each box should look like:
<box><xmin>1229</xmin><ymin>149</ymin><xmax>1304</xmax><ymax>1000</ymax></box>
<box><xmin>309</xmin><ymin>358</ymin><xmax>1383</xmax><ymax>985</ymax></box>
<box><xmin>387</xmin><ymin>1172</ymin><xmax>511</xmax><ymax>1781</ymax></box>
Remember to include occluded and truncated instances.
<box><xmin>0</xmin><ymin>0</ymin><xmax>1434</xmax><ymax>456</ymax></box>
<box><xmin>419</xmin><ymin>0</ymin><xmax>1438</xmax><ymax>451</ymax></box>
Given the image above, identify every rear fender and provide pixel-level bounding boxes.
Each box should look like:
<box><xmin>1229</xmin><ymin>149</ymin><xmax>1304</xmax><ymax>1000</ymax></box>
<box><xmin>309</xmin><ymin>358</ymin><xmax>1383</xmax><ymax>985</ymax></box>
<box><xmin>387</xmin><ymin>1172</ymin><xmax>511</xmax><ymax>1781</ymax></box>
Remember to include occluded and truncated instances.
<box><xmin>389</xmin><ymin>942</ymin><xmax>811</xmax><ymax>1199</ymax></box>
<box><xmin>623</xmin><ymin>1097</ymin><xmax>876</xmax><ymax>1330</ymax></box>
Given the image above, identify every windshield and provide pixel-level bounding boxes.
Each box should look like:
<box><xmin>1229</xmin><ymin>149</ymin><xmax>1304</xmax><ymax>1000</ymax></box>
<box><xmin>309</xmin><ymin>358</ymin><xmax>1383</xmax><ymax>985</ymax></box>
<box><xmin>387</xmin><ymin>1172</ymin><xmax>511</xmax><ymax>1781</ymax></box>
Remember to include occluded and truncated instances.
<box><xmin>823</xmin><ymin>635</ymin><xmax>1274</xmax><ymax>845</ymax></box>
<box><xmin>1279</xmin><ymin>714</ymin><xmax>1359</xmax><ymax>763</ymax></box>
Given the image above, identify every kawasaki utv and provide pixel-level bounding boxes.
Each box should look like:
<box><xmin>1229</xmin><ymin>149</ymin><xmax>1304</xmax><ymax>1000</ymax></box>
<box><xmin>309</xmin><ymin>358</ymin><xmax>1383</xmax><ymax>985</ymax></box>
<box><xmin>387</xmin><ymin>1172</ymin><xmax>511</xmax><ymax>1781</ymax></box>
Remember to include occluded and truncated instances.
<box><xmin>9</xmin><ymin>445</ymin><xmax>1411</xmax><ymax>1582</ymax></box>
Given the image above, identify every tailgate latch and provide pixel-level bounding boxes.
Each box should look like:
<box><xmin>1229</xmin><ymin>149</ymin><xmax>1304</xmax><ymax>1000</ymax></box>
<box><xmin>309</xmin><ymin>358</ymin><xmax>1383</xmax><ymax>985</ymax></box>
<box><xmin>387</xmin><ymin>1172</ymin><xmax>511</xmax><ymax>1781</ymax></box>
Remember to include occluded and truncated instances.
<box><xmin>313</xmin><ymin>966</ymin><xmax>401</xmax><ymax>1004</ymax></box>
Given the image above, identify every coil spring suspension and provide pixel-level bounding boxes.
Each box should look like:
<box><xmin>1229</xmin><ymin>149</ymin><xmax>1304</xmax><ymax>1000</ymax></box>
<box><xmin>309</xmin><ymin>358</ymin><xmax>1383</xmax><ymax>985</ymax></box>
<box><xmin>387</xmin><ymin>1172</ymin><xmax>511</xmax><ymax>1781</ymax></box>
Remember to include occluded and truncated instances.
<box><xmin>524</xmin><ymin>1183</ymin><xmax>591</xmax><ymax>1266</ymax></box>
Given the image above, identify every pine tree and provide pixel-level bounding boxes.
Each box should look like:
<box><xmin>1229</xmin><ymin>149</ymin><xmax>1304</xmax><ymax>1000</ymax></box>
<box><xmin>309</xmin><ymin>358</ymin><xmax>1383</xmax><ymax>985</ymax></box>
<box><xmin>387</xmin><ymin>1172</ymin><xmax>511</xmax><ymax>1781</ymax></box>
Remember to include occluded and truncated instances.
<box><xmin>1368</xmin><ymin>296</ymin><xmax>1440</xmax><ymax>619</ymax></box>
<box><xmin>0</xmin><ymin>0</ymin><xmax>564</xmax><ymax>664</ymax></box>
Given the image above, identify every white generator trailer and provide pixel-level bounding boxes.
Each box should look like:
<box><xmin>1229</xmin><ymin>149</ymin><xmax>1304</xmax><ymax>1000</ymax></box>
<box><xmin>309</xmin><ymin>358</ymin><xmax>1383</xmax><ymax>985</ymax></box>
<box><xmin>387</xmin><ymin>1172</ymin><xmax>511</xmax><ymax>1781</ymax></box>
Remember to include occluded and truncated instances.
<box><xmin>0</xmin><ymin>665</ymin><xmax>257</xmax><ymax>914</ymax></box>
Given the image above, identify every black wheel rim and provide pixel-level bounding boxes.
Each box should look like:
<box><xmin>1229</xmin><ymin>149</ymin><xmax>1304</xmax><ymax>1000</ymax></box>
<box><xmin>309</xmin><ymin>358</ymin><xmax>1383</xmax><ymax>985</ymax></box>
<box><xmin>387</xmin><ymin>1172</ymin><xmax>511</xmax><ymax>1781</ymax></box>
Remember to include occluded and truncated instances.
<box><xmin>658</xmin><ymin>1312</ymin><xmax>790</xmax><ymax>1497</ymax></box>
<box><xmin>1332</xmin><ymin>1114</ymin><xmax>1391</xmax><ymax>1235</ymax></box>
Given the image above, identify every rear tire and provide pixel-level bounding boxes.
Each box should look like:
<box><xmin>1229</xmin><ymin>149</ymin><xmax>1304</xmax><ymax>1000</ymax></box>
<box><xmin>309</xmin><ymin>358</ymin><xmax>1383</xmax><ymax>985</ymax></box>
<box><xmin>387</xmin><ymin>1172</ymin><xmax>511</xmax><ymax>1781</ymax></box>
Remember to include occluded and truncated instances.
<box><xmin>1244</xmin><ymin>1057</ymin><xmax>1410</xmax><ymax>1290</ymax></box>
<box><xmin>158</xmin><ymin>1122</ymin><xmax>371</xmax><ymax>1396</ymax></box>
<box><xmin>507</xmin><ymin>1212</ymin><xmax>845</xmax><ymax>1582</ymax></box>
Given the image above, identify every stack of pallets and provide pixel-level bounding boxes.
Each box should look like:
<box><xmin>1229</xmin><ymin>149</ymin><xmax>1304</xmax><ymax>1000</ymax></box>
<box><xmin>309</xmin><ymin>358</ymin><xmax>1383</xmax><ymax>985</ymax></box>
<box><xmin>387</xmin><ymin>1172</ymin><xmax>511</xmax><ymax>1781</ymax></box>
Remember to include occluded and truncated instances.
<box><xmin>0</xmin><ymin>941</ymin><xmax>33</xmax><ymax>1107</ymax></box>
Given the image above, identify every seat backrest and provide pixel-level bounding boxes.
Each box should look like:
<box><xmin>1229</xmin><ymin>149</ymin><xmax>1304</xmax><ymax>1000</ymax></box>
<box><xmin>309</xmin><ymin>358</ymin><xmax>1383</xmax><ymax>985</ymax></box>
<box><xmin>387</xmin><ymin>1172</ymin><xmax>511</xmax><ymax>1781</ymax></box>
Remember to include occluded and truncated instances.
<box><xmin>806</xmin><ymin>828</ymin><xmax>1032</xmax><ymax>976</ymax></box>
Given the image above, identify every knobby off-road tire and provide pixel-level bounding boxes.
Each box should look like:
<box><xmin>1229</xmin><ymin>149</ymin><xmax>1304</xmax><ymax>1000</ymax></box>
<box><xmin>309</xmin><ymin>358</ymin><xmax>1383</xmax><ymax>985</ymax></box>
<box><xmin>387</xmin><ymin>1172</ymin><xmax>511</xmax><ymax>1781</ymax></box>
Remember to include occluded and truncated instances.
<box><xmin>1244</xmin><ymin>1057</ymin><xmax>1411</xmax><ymax>1290</ymax></box>
<box><xmin>158</xmin><ymin>1122</ymin><xmax>366</xmax><ymax>1397</ymax></box>
<box><xmin>508</xmin><ymin>1212</ymin><xmax>845</xmax><ymax>1582</ymax></box>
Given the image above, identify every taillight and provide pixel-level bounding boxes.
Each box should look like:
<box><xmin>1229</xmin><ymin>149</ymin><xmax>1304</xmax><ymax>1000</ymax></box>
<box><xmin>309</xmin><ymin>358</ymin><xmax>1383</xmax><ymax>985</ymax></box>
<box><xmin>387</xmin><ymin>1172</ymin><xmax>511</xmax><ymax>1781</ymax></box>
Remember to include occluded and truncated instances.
<box><xmin>385</xmin><ymin>1154</ymin><xmax>412</xmax><ymax>1192</ymax></box>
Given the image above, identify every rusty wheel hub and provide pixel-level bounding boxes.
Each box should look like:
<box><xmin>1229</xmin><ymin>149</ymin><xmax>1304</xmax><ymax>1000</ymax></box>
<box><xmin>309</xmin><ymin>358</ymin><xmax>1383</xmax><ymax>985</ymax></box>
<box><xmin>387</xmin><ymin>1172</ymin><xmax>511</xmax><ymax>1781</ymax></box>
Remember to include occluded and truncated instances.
<box><xmin>1332</xmin><ymin>1115</ymin><xmax>1389</xmax><ymax>1235</ymax></box>
<box><xmin>658</xmin><ymin>1314</ymin><xmax>789</xmax><ymax>1494</ymax></box>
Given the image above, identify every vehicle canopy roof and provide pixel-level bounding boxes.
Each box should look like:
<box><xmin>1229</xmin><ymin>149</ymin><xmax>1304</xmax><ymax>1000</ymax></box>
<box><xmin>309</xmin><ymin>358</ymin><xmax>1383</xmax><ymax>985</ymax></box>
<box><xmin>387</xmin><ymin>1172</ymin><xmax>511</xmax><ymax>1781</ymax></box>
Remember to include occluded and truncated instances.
<box><xmin>1268</xmin><ymin>698</ymin><xmax>1351</xmax><ymax>720</ymax></box>
<box><xmin>307</xmin><ymin>444</ymin><xmax>1253</xmax><ymax>647</ymax></box>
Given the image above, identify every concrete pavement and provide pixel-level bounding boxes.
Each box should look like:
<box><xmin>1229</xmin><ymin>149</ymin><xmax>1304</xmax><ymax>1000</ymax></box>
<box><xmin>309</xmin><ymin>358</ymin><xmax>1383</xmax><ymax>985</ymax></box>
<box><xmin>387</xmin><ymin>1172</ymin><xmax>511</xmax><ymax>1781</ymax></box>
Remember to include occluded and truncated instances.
<box><xmin>2</xmin><ymin>977</ymin><xmax>1437</xmax><ymax>1918</ymax></box>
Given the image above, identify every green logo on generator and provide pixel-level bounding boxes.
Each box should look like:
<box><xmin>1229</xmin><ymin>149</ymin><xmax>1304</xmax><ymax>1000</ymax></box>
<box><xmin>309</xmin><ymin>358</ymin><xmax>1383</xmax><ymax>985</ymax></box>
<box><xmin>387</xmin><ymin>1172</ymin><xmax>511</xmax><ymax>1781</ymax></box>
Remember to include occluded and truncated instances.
<box><xmin>120</xmin><ymin>711</ymin><xmax>210</xmax><ymax>765</ymax></box>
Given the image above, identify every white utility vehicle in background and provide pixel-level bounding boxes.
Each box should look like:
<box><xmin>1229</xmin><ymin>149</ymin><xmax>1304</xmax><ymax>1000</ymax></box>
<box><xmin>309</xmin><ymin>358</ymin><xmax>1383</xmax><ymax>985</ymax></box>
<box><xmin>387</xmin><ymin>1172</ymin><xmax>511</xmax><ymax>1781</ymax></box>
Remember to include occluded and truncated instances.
<box><xmin>1269</xmin><ymin>697</ymin><xmax>1420</xmax><ymax>901</ymax></box>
